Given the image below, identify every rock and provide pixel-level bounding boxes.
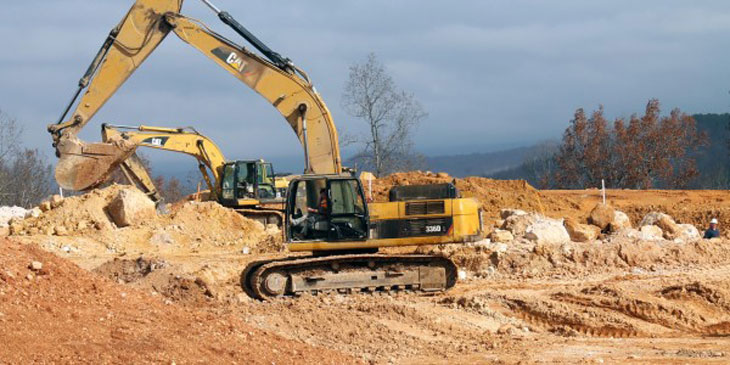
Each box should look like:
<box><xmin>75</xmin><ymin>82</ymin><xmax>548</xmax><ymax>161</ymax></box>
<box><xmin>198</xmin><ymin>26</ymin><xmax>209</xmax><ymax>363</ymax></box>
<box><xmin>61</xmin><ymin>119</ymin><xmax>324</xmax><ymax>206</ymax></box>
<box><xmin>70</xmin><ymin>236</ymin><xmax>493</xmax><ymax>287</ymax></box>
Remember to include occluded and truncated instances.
<box><xmin>497</xmin><ymin>324</ymin><xmax>518</xmax><ymax>335</ymax></box>
<box><xmin>457</xmin><ymin>269</ymin><xmax>467</xmax><ymax>281</ymax></box>
<box><xmin>500</xmin><ymin>209</ymin><xmax>527</xmax><ymax>220</ymax></box>
<box><xmin>241</xmin><ymin>246</ymin><xmax>251</xmax><ymax>255</ymax></box>
<box><xmin>639</xmin><ymin>225</ymin><xmax>663</xmax><ymax>240</ymax></box>
<box><xmin>0</xmin><ymin>206</ymin><xmax>28</xmax><ymax>228</ymax></box>
<box><xmin>610</xmin><ymin>210</ymin><xmax>632</xmax><ymax>232</ymax></box>
<box><xmin>49</xmin><ymin>194</ymin><xmax>64</xmax><ymax>209</ymax></box>
<box><xmin>150</xmin><ymin>231</ymin><xmax>175</xmax><ymax>245</ymax></box>
<box><xmin>564</xmin><ymin>218</ymin><xmax>600</xmax><ymax>242</ymax></box>
<box><xmin>501</xmin><ymin>213</ymin><xmax>540</xmax><ymax>237</ymax></box>
<box><xmin>39</xmin><ymin>201</ymin><xmax>52</xmax><ymax>212</ymax></box>
<box><xmin>489</xmin><ymin>229</ymin><xmax>514</xmax><ymax>243</ymax></box>
<box><xmin>28</xmin><ymin>261</ymin><xmax>43</xmax><ymax>271</ymax></box>
<box><xmin>25</xmin><ymin>207</ymin><xmax>42</xmax><ymax>219</ymax></box>
<box><xmin>106</xmin><ymin>188</ymin><xmax>156</xmax><ymax>227</ymax></box>
<box><xmin>436</xmin><ymin>172</ymin><xmax>450</xmax><ymax>178</ymax></box>
<box><xmin>53</xmin><ymin>225</ymin><xmax>68</xmax><ymax>236</ymax></box>
<box><xmin>588</xmin><ymin>203</ymin><xmax>615</xmax><ymax>231</ymax></box>
<box><xmin>675</xmin><ymin>224</ymin><xmax>700</xmax><ymax>242</ymax></box>
<box><xmin>525</xmin><ymin>217</ymin><xmax>570</xmax><ymax>245</ymax></box>
<box><xmin>640</xmin><ymin>212</ymin><xmax>680</xmax><ymax>239</ymax></box>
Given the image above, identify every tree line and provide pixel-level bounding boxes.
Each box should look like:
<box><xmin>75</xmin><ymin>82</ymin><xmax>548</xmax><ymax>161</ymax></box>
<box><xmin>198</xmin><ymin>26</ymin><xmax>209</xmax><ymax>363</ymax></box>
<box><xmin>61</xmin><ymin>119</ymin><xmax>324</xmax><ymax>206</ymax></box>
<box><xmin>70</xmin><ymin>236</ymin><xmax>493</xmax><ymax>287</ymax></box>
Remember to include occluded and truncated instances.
<box><xmin>511</xmin><ymin>99</ymin><xmax>711</xmax><ymax>189</ymax></box>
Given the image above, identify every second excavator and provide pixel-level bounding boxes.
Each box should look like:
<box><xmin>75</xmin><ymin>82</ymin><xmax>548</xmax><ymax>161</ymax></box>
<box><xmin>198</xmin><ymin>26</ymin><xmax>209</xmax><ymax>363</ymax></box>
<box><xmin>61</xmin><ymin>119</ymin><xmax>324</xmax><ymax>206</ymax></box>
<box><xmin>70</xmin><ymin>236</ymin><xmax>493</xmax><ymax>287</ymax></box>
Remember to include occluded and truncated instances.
<box><xmin>49</xmin><ymin>0</ymin><xmax>484</xmax><ymax>299</ymax></box>
<box><xmin>102</xmin><ymin>123</ymin><xmax>286</xmax><ymax>225</ymax></box>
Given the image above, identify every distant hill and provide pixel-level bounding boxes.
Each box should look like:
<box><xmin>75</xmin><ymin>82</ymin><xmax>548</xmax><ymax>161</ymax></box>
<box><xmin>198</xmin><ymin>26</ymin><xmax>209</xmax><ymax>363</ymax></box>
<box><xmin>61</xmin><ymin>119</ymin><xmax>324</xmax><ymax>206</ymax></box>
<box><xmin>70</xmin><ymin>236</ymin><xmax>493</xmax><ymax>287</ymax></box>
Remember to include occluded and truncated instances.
<box><xmin>424</xmin><ymin>142</ymin><xmax>559</xmax><ymax>178</ymax></box>
<box><xmin>691</xmin><ymin>113</ymin><xmax>730</xmax><ymax>188</ymax></box>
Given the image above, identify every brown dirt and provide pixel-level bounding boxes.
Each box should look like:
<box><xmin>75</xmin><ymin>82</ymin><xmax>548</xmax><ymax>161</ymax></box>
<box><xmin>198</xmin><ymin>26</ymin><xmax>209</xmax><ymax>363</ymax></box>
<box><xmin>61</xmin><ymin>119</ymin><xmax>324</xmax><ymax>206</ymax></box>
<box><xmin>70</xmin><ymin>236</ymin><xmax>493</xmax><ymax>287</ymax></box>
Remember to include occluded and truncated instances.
<box><xmin>11</xmin><ymin>185</ymin><xmax>283</xmax><ymax>258</ymax></box>
<box><xmin>0</xmin><ymin>239</ymin><xmax>354</xmax><ymax>364</ymax></box>
<box><xmin>6</xmin><ymin>173</ymin><xmax>730</xmax><ymax>363</ymax></box>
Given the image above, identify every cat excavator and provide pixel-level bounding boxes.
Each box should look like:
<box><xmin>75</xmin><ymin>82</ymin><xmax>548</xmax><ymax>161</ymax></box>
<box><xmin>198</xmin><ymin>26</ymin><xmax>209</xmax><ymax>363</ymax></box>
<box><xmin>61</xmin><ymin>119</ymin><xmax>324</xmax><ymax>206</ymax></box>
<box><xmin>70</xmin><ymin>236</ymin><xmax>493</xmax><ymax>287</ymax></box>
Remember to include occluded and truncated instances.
<box><xmin>101</xmin><ymin>123</ymin><xmax>286</xmax><ymax>225</ymax></box>
<box><xmin>48</xmin><ymin>0</ymin><xmax>484</xmax><ymax>299</ymax></box>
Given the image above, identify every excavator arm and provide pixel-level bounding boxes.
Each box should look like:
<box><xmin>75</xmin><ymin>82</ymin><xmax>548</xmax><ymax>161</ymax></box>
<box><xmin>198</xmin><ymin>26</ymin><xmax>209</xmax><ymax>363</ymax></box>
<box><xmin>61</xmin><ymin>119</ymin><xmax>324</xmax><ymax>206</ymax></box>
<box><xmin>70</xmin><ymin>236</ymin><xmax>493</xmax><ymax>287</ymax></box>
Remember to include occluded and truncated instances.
<box><xmin>102</xmin><ymin>124</ymin><xmax>226</xmax><ymax>200</ymax></box>
<box><xmin>50</xmin><ymin>0</ymin><xmax>342</xmax><ymax>191</ymax></box>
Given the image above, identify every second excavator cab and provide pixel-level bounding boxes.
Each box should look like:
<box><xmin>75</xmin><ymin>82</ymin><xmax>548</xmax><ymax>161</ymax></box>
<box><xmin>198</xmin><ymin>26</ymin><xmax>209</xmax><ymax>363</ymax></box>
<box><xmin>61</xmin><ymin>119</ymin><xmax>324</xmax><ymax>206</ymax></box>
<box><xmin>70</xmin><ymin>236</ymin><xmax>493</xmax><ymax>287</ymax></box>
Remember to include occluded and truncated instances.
<box><xmin>220</xmin><ymin>160</ymin><xmax>282</xmax><ymax>206</ymax></box>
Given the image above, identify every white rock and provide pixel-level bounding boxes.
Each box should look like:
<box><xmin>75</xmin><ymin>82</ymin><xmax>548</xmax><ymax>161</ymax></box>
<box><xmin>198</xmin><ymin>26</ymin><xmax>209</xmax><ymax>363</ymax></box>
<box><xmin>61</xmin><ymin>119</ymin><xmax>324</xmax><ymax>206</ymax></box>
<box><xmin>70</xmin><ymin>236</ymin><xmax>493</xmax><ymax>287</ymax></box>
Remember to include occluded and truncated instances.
<box><xmin>0</xmin><ymin>206</ymin><xmax>28</xmax><ymax>228</ymax></box>
<box><xmin>457</xmin><ymin>269</ymin><xmax>467</xmax><ymax>281</ymax></box>
<box><xmin>675</xmin><ymin>224</ymin><xmax>700</xmax><ymax>242</ymax></box>
<box><xmin>107</xmin><ymin>188</ymin><xmax>156</xmax><ymax>227</ymax></box>
<box><xmin>241</xmin><ymin>246</ymin><xmax>251</xmax><ymax>255</ymax></box>
<box><xmin>499</xmin><ymin>209</ymin><xmax>528</xmax><ymax>220</ymax></box>
<box><xmin>610</xmin><ymin>211</ymin><xmax>632</xmax><ymax>231</ymax></box>
<box><xmin>639</xmin><ymin>225</ymin><xmax>663</xmax><ymax>241</ymax></box>
<box><xmin>525</xmin><ymin>218</ymin><xmax>570</xmax><ymax>244</ymax></box>
<box><xmin>501</xmin><ymin>213</ymin><xmax>541</xmax><ymax>237</ymax></box>
<box><xmin>25</xmin><ymin>207</ymin><xmax>42</xmax><ymax>219</ymax></box>
<box><xmin>490</xmin><ymin>229</ymin><xmax>514</xmax><ymax>243</ymax></box>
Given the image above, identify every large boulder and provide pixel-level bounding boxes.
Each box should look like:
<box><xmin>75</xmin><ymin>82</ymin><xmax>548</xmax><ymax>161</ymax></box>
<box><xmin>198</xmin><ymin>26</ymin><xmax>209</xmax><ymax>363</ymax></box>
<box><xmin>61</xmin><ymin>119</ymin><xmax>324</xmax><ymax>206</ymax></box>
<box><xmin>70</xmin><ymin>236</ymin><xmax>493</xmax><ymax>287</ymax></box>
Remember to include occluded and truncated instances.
<box><xmin>106</xmin><ymin>188</ymin><xmax>156</xmax><ymax>228</ymax></box>
<box><xmin>640</xmin><ymin>212</ymin><xmax>680</xmax><ymax>239</ymax></box>
<box><xmin>588</xmin><ymin>203</ymin><xmax>615</xmax><ymax>231</ymax></box>
<box><xmin>564</xmin><ymin>218</ymin><xmax>600</xmax><ymax>242</ymax></box>
<box><xmin>0</xmin><ymin>206</ymin><xmax>28</xmax><ymax>228</ymax></box>
<box><xmin>490</xmin><ymin>229</ymin><xmax>514</xmax><ymax>243</ymax></box>
<box><xmin>525</xmin><ymin>217</ymin><xmax>570</xmax><ymax>245</ymax></box>
<box><xmin>639</xmin><ymin>225</ymin><xmax>663</xmax><ymax>241</ymax></box>
<box><xmin>610</xmin><ymin>210</ymin><xmax>632</xmax><ymax>232</ymax></box>
<box><xmin>675</xmin><ymin>224</ymin><xmax>700</xmax><ymax>242</ymax></box>
<box><xmin>501</xmin><ymin>213</ymin><xmax>540</xmax><ymax>237</ymax></box>
<box><xmin>500</xmin><ymin>208</ymin><xmax>528</xmax><ymax>220</ymax></box>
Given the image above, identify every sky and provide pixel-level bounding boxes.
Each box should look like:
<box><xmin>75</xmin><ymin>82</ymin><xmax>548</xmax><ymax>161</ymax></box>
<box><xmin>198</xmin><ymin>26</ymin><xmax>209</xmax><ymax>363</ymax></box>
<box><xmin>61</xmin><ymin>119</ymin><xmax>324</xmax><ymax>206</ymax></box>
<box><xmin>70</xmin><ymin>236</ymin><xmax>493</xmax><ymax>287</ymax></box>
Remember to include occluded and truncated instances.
<box><xmin>1</xmin><ymin>0</ymin><xmax>730</xmax><ymax>174</ymax></box>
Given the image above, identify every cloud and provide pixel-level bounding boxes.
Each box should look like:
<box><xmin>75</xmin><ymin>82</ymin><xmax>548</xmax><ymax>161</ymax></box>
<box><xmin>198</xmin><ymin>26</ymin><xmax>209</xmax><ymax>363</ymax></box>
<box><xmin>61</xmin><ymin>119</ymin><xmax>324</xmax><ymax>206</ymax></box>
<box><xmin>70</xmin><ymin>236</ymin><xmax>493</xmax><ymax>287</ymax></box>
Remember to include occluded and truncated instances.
<box><xmin>1</xmin><ymin>0</ymin><xmax>730</xmax><ymax>171</ymax></box>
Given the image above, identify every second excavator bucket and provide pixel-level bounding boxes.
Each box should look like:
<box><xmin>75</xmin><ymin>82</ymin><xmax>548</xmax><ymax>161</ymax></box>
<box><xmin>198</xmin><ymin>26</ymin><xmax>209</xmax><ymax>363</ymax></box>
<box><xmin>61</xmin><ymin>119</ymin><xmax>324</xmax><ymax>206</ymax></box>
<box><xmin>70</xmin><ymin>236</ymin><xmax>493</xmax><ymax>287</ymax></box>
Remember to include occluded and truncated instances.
<box><xmin>55</xmin><ymin>137</ymin><xmax>136</xmax><ymax>191</ymax></box>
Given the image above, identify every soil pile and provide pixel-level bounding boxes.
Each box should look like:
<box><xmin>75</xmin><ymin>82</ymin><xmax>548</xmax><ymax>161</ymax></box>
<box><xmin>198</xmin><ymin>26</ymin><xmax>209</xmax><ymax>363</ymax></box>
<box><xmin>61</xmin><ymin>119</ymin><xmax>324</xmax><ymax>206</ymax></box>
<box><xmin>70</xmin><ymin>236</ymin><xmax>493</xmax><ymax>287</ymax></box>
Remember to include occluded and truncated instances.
<box><xmin>9</xmin><ymin>185</ymin><xmax>283</xmax><ymax>255</ymax></box>
<box><xmin>0</xmin><ymin>239</ymin><xmax>353</xmax><ymax>364</ymax></box>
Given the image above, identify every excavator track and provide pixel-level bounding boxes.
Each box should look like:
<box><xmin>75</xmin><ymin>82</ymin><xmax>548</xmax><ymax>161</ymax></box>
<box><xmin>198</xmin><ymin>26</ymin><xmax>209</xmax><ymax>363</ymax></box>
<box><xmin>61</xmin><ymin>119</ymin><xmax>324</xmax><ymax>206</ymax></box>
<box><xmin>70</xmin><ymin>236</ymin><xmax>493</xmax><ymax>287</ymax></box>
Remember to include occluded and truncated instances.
<box><xmin>241</xmin><ymin>254</ymin><xmax>457</xmax><ymax>300</ymax></box>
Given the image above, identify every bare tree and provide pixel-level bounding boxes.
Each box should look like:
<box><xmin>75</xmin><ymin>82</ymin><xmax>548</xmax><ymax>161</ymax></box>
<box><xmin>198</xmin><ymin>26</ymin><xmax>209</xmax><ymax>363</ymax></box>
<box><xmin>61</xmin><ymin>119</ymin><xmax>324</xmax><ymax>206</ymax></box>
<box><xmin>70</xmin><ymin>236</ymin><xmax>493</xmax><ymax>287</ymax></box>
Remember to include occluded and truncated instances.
<box><xmin>342</xmin><ymin>53</ymin><xmax>427</xmax><ymax>176</ymax></box>
<box><xmin>0</xmin><ymin>109</ymin><xmax>53</xmax><ymax>207</ymax></box>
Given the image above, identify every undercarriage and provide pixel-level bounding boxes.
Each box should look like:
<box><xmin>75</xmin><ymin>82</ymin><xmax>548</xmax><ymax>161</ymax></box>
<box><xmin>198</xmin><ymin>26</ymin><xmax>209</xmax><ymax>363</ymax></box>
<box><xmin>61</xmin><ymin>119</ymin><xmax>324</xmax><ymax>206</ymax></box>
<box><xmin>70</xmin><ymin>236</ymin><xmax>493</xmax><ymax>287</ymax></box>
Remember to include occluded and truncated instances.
<box><xmin>242</xmin><ymin>254</ymin><xmax>457</xmax><ymax>300</ymax></box>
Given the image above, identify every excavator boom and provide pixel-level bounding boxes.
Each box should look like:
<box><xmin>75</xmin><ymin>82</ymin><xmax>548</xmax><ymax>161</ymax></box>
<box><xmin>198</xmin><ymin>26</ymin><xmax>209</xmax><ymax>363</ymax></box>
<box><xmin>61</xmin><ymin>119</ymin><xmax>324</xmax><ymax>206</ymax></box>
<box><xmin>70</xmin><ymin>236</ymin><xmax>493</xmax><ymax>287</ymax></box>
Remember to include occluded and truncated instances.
<box><xmin>49</xmin><ymin>0</ymin><xmax>341</xmax><ymax>192</ymax></box>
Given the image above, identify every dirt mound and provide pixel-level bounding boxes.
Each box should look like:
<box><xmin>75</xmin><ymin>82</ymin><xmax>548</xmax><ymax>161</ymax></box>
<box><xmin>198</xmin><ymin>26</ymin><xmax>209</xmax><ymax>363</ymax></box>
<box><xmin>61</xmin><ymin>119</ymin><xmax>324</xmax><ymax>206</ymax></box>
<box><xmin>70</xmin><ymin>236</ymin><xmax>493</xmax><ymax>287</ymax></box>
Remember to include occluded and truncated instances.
<box><xmin>421</xmin><ymin>237</ymin><xmax>730</xmax><ymax>279</ymax></box>
<box><xmin>93</xmin><ymin>256</ymin><xmax>215</xmax><ymax>305</ymax></box>
<box><xmin>10</xmin><ymin>185</ymin><xmax>282</xmax><ymax>255</ymax></box>
<box><xmin>540</xmin><ymin>189</ymin><xmax>730</xmax><ymax>238</ymax></box>
<box><xmin>0</xmin><ymin>239</ymin><xmax>353</xmax><ymax>363</ymax></box>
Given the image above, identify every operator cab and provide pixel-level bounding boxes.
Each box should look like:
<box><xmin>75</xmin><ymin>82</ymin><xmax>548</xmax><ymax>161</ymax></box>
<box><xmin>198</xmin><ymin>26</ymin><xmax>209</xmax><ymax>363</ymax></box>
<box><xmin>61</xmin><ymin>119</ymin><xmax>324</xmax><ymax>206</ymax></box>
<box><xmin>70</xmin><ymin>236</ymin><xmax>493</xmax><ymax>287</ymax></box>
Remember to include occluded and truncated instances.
<box><xmin>220</xmin><ymin>160</ymin><xmax>281</xmax><ymax>204</ymax></box>
<box><xmin>286</xmin><ymin>175</ymin><xmax>368</xmax><ymax>242</ymax></box>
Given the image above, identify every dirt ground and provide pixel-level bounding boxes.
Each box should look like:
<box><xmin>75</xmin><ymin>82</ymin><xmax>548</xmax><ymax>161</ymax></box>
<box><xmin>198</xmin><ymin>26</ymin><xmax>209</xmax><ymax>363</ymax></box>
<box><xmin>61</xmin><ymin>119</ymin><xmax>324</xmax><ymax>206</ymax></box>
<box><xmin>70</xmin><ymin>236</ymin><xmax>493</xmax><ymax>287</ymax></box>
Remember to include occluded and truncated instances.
<box><xmin>3</xmin><ymin>176</ymin><xmax>730</xmax><ymax>363</ymax></box>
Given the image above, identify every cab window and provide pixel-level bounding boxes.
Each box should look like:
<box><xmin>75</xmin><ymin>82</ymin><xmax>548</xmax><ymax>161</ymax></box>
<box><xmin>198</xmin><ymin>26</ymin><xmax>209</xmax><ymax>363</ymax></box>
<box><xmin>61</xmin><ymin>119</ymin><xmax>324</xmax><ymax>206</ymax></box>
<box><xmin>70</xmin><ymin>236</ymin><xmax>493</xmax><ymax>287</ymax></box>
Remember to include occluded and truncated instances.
<box><xmin>221</xmin><ymin>164</ymin><xmax>235</xmax><ymax>200</ymax></box>
<box><xmin>330</xmin><ymin>180</ymin><xmax>365</xmax><ymax>215</ymax></box>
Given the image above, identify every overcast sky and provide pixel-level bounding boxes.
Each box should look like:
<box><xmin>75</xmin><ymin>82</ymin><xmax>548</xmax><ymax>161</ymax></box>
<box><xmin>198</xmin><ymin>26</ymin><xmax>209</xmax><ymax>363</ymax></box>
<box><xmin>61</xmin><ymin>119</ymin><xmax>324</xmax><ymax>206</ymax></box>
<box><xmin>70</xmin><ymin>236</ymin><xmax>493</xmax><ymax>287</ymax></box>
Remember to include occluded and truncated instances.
<box><xmin>2</xmin><ymin>0</ymin><xmax>730</xmax><ymax>173</ymax></box>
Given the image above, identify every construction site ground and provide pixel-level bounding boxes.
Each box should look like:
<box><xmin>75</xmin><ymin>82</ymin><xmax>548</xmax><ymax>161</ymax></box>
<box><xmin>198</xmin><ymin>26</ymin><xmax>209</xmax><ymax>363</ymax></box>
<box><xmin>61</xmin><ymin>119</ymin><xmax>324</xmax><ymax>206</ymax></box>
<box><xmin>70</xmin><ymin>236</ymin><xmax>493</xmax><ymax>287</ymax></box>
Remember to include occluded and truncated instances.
<box><xmin>3</xmin><ymin>173</ymin><xmax>730</xmax><ymax>363</ymax></box>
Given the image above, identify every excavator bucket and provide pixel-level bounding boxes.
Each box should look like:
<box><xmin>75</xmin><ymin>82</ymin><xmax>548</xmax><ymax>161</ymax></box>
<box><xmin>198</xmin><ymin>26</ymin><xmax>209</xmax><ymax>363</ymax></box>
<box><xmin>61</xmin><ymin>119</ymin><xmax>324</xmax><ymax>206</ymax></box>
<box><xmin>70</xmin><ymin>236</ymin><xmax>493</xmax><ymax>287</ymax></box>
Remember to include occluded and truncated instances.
<box><xmin>55</xmin><ymin>137</ymin><xmax>136</xmax><ymax>191</ymax></box>
<box><xmin>51</xmin><ymin>0</ymin><xmax>184</xmax><ymax>190</ymax></box>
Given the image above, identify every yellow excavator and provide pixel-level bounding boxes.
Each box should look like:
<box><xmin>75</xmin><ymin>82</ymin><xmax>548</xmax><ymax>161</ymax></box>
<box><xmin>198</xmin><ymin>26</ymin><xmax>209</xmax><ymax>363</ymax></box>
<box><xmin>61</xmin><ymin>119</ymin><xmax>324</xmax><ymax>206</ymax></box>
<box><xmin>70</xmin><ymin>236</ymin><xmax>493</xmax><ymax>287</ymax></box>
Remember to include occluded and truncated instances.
<box><xmin>102</xmin><ymin>123</ymin><xmax>286</xmax><ymax>224</ymax></box>
<box><xmin>48</xmin><ymin>0</ymin><xmax>484</xmax><ymax>299</ymax></box>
